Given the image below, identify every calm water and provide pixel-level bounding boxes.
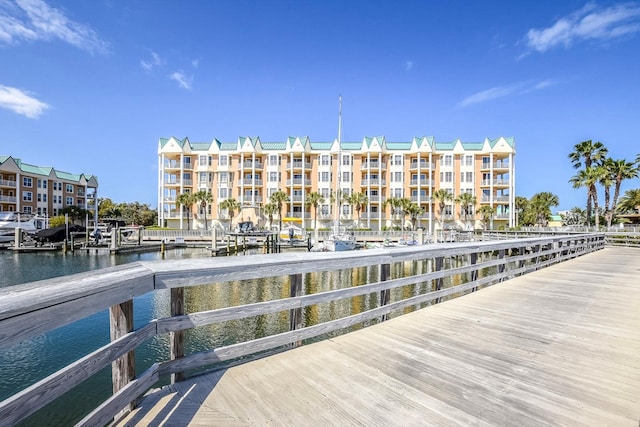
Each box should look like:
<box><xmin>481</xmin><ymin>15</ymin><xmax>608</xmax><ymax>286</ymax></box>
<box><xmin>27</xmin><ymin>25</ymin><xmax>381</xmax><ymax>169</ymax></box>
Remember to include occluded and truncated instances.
<box><xmin>0</xmin><ymin>248</ymin><xmax>460</xmax><ymax>426</ymax></box>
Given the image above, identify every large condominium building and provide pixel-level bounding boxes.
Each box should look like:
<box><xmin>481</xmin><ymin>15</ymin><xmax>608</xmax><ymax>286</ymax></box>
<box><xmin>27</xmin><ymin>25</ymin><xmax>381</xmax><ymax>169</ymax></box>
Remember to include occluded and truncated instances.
<box><xmin>0</xmin><ymin>156</ymin><xmax>99</xmax><ymax>218</ymax></box>
<box><xmin>158</xmin><ymin>136</ymin><xmax>515</xmax><ymax>232</ymax></box>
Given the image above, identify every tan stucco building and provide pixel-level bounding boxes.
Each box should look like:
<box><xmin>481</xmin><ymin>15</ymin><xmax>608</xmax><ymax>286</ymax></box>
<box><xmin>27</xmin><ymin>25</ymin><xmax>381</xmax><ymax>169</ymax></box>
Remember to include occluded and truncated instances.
<box><xmin>157</xmin><ymin>135</ymin><xmax>515</xmax><ymax>233</ymax></box>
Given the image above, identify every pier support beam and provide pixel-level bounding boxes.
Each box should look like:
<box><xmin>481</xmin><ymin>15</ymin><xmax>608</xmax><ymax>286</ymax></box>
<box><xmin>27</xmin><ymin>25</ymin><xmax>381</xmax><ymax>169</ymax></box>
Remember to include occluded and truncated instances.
<box><xmin>170</xmin><ymin>287</ymin><xmax>185</xmax><ymax>383</ymax></box>
<box><xmin>109</xmin><ymin>300</ymin><xmax>135</xmax><ymax>411</ymax></box>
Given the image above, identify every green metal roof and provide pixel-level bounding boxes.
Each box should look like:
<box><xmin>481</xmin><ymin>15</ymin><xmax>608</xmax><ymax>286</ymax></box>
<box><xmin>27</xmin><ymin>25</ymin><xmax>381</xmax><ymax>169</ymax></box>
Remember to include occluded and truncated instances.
<box><xmin>261</xmin><ymin>142</ymin><xmax>287</xmax><ymax>150</ymax></box>
<box><xmin>386</xmin><ymin>142</ymin><xmax>412</xmax><ymax>150</ymax></box>
<box><xmin>309</xmin><ymin>142</ymin><xmax>332</xmax><ymax>150</ymax></box>
<box><xmin>190</xmin><ymin>142</ymin><xmax>211</xmax><ymax>151</ymax></box>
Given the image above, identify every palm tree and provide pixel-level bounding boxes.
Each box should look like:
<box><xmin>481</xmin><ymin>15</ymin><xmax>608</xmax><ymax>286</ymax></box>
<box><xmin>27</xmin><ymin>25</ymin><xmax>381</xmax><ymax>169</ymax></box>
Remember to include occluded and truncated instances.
<box><xmin>219</xmin><ymin>198</ymin><xmax>240</xmax><ymax>229</ymax></box>
<box><xmin>176</xmin><ymin>192</ymin><xmax>196</xmax><ymax>230</ymax></box>
<box><xmin>570</xmin><ymin>166</ymin><xmax>603</xmax><ymax>228</ymax></box>
<box><xmin>432</xmin><ymin>189</ymin><xmax>453</xmax><ymax>229</ymax></box>
<box><xmin>514</xmin><ymin>196</ymin><xmax>529</xmax><ymax>227</ymax></box>
<box><xmin>263</xmin><ymin>202</ymin><xmax>279</xmax><ymax>229</ymax></box>
<box><xmin>269</xmin><ymin>190</ymin><xmax>290</xmax><ymax>231</ymax></box>
<box><xmin>193</xmin><ymin>190</ymin><xmax>213</xmax><ymax>230</ymax></box>
<box><xmin>568</xmin><ymin>140</ymin><xmax>608</xmax><ymax>224</ymax></box>
<box><xmin>529</xmin><ymin>192</ymin><xmax>559</xmax><ymax>227</ymax></box>
<box><xmin>383</xmin><ymin>197</ymin><xmax>406</xmax><ymax>229</ymax></box>
<box><xmin>608</xmin><ymin>159</ymin><xmax>639</xmax><ymax>227</ymax></box>
<box><xmin>455</xmin><ymin>192</ymin><xmax>477</xmax><ymax>225</ymax></box>
<box><xmin>348</xmin><ymin>192</ymin><xmax>369</xmax><ymax>225</ymax></box>
<box><xmin>305</xmin><ymin>191</ymin><xmax>325</xmax><ymax>230</ymax></box>
<box><xmin>618</xmin><ymin>189</ymin><xmax>640</xmax><ymax>213</ymax></box>
<box><xmin>477</xmin><ymin>205</ymin><xmax>496</xmax><ymax>230</ymax></box>
<box><xmin>403</xmin><ymin>202</ymin><xmax>425</xmax><ymax>231</ymax></box>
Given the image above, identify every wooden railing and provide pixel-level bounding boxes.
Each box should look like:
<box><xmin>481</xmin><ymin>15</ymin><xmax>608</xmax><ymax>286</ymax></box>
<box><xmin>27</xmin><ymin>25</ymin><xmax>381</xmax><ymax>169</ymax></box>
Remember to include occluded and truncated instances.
<box><xmin>0</xmin><ymin>234</ymin><xmax>606</xmax><ymax>426</ymax></box>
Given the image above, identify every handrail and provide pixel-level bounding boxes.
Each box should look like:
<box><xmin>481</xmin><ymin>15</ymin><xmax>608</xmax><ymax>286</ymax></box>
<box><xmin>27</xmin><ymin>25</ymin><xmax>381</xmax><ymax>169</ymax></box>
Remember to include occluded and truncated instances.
<box><xmin>0</xmin><ymin>233</ymin><xmax>607</xmax><ymax>426</ymax></box>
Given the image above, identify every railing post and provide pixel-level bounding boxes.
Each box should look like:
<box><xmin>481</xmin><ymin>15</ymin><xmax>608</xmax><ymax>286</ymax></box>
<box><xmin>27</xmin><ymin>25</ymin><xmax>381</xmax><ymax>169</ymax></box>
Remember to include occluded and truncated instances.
<box><xmin>434</xmin><ymin>256</ymin><xmax>444</xmax><ymax>304</ymax></box>
<box><xmin>110</xmin><ymin>299</ymin><xmax>135</xmax><ymax>411</ymax></box>
<box><xmin>470</xmin><ymin>253</ymin><xmax>478</xmax><ymax>292</ymax></box>
<box><xmin>170</xmin><ymin>287</ymin><xmax>185</xmax><ymax>383</ymax></box>
<box><xmin>380</xmin><ymin>263</ymin><xmax>391</xmax><ymax>321</ymax></box>
<box><xmin>498</xmin><ymin>249</ymin><xmax>506</xmax><ymax>282</ymax></box>
<box><xmin>289</xmin><ymin>273</ymin><xmax>303</xmax><ymax>347</ymax></box>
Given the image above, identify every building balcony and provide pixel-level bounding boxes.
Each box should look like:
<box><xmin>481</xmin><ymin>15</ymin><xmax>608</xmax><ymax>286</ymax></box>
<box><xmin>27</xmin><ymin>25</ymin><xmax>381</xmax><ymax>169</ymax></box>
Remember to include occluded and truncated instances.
<box><xmin>0</xmin><ymin>195</ymin><xmax>17</xmax><ymax>203</ymax></box>
<box><xmin>361</xmin><ymin>179</ymin><xmax>386</xmax><ymax>186</ymax></box>
<box><xmin>367</xmin><ymin>195</ymin><xmax>386</xmax><ymax>203</ymax></box>
<box><xmin>481</xmin><ymin>196</ymin><xmax>510</xmax><ymax>203</ymax></box>
<box><xmin>239</xmin><ymin>161</ymin><xmax>264</xmax><ymax>170</ymax></box>
<box><xmin>289</xmin><ymin>161</ymin><xmax>312</xmax><ymax>169</ymax></box>
<box><xmin>495</xmin><ymin>213</ymin><xmax>510</xmax><ymax>219</ymax></box>
<box><xmin>409</xmin><ymin>162</ymin><xmax>435</xmax><ymax>171</ymax></box>
<box><xmin>481</xmin><ymin>179</ymin><xmax>510</xmax><ymax>187</ymax></box>
<box><xmin>0</xmin><ymin>179</ymin><xmax>17</xmax><ymax>188</ymax></box>
<box><xmin>163</xmin><ymin>195</ymin><xmax>177</xmax><ymax>202</ymax></box>
<box><xmin>286</xmin><ymin>179</ymin><xmax>312</xmax><ymax>187</ymax></box>
<box><xmin>163</xmin><ymin>160</ymin><xmax>193</xmax><ymax>170</ymax></box>
<box><xmin>240</xmin><ymin>196</ymin><xmax>263</xmax><ymax>205</ymax></box>
<box><xmin>361</xmin><ymin>161</ymin><xmax>387</xmax><ymax>171</ymax></box>
<box><xmin>481</xmin><ymin>161</ymin><xmax>511</xmax><ymax>170</ymax></box>
<box><xmin>409</xmin><ymin>179</ymin><xmax>433</xmax><ymax>187</ymax></box>
<box><xmin>242</xmin><ymin>179</ymin><xmax>263</xmax><ymax>186</ymax></box>
<box><xmin>410</xmin><ymin>196</ymin><xmax>431</xmax><ymax>203</ymax></box>
<box><xmin>285</xmin><ymin>212</ymin><xmax>311</xmax><ymax>219</ymax></box>
<box><xmin>360</xmin><ymin>213</ymin><xmax>385</xmax><ymax>220</ymax></box>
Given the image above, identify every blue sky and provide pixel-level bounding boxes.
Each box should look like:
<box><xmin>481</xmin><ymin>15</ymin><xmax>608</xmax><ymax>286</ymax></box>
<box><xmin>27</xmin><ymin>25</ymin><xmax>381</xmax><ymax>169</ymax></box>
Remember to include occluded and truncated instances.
<box><xmin>1</xmin><ymin>0</ymin><xmax>639</xmax><ymax>211</ymax></box>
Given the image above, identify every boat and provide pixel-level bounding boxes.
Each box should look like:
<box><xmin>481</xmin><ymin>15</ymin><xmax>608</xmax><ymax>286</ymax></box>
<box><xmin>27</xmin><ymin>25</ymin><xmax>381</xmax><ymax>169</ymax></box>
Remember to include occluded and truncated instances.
<box><xmin>323</xmin><ymin>95</ymin><xmax>356</xmax><ymax>252</ymax></box>
<box><xmin>0</xmin><ymin>212</ymin><xmax>47</xmax><ymax>242</ymax></box>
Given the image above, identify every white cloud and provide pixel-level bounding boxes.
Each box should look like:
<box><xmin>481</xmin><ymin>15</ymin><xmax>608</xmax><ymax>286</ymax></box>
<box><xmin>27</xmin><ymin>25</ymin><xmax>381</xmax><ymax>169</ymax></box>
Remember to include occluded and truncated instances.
<box><xmin>170</xmin><ymin>70</ymin><xmax>192</xmax><ymax>90</ymax></box>
<box><xmin>459</xmin><ymin>80</ymin><xmax>554</xmax><ymax>107</ymax></box>
<box><xmin>0</xmin><ymin>84</ymin><xmax>49</xmax><ymax>118</ymax></box>
<box><xmin>140</xmin><ymin>51</ymin><xmax>163</xmax><ymax>71</ymax></box>
<box><xmin>0</xmin><ymin>0</ymin><xmax>108</xmax><ymax>54</ymax></box>
<box><xmin>404</xmin><ymin>60</ymin><xmax>413</xmax><ymax>71</ymax></box>
<box><xmin>191</xmin><ymin>58</ymin><xmax>199</xmax><ymax>68</ymax></box>
<box><xmin>525</xmin><ymin>2</ymin><xmax>640</xmax><ymax>53</ymax></box>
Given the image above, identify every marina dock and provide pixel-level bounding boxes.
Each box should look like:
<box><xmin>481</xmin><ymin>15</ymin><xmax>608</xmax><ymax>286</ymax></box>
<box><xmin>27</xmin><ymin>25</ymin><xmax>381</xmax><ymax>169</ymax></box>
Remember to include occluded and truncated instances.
<box><xmin>119</xmin><ymin>246</ymin><xmax>640</xmax><ymax>426</ymax></box>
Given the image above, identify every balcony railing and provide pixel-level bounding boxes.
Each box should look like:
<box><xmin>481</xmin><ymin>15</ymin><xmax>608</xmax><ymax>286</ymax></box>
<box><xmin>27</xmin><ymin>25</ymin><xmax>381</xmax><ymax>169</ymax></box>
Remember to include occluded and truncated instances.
<box><xmin>242</xmin><ymin>179</ymin><xmax>263</xmax><ymax>186</ymax></box>
<box><xmin>164</xmin><ymin>161</ymin><xmax>193</xmax><ymax>170</ymax></box>
<box><xmin>367</xmin><ymin>195</ymin><xmax>386</xmax><ymax>203</ymax></box>
<box><xmin>0</xmin><ymin>179</ymin><xmax>17</xmax><ymax>188</ymax></box>
<box><xmin>410</xmin><ymin>196</ymin><xmax>431</xmax><ymax>203</ymax></box>
<box><xmin>240</xmin><ymin>196</ymin><xmax>263</xmax><ymax>204</ymax></box>
<box><xmin>361</xmin><ymin>162</ymin><xmax>387</xmax><ymax>170</ymax></box>
<box><xmin>285</xmin><ymin>212</ymin><xmax>311</xmax><ymax>219</ymax></box>
<box><xmin>409</xmin><ymin>179</ymin><xmax>433</xmax><ymax>186</ymax></box>
<box><xmin>481</xmin><ymin>161</ymin><xmax>511</xmax><ymax>170</ymax></box>
<box><xmin>240</xmin><ymin>161</ymin><xmax>264</xmax><ymax>170</ymax></box>
<box><xmin>290</xmin><ymin>161</ymin><xmax>312</xmax><ymax>169</ymax></box>
<box><xmin>361</xmin><ymin>179</ymin><xmax>386</xmax><ymax>186</ymax></box>
<box><xmin>481</xmin><ymin>179</ymin><xmax>510</xmax><ymax>186</ymax></box>
<box><xmin>286</xmin><ymin>179</ymin><xmax>312</xmax><ymax>186</ymax></box>
<box><xmin>409</xmin><ymin>162</ymin><xmax>435</xmax><ymax>170</ymax></box>
<box><xmin>0</xmin><ymin>195</ymin><xmax>17</xmax><ymax>203</ymax></box>
<box><xmin>360</xmin><ymin>213</ymin><xmax>385</xmax><ymax>220</ymax></box>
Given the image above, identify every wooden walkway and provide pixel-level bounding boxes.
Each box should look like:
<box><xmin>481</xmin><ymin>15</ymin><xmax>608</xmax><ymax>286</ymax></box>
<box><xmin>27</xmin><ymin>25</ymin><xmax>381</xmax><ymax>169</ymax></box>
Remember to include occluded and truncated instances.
<box><xmin>119</xmin><ymin>247</ymin><xmax>640</xmax><ymax>426</ymax></box>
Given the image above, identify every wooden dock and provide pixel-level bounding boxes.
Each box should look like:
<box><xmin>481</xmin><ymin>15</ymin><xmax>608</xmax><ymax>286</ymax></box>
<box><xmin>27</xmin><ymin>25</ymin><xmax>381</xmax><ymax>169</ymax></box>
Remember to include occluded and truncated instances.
<box><xmin>118</xmin><ymin>246</ymin><xmax>640</xmax><ymax>426</ymax></box>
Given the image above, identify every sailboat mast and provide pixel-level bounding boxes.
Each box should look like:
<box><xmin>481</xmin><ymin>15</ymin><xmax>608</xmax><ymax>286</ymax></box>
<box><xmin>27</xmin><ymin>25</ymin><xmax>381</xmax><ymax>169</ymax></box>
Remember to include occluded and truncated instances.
<box><xmin>336</xmin><ymin>95</ymin><xmax>342</xmax><ymax>224</ymax></box>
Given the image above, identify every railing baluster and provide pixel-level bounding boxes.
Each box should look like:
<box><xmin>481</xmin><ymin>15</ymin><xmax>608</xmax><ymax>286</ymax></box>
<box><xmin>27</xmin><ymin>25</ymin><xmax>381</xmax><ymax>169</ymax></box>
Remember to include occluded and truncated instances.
<box><xmin>110</xmin><ymin>299</ymin><xmax>135</xmax><ymax>412</ymax></box>
<box><xmin>171</xmin><ymin>287</ymin><xmax>185</xmax><ymax>383</ymax></box>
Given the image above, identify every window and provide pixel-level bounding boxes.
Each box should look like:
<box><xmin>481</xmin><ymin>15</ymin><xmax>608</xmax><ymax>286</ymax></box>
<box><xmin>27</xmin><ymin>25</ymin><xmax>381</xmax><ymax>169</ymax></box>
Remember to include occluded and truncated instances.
<box><xmin>219</xmin><ymin>188</ymin><xmax>228</xmax><ymax>198</ymax></box>
<box><xmin>321</xmin><ymin>171</ymin><xmax>330</xmax><ymax>182</ymax></box>
<box><xmin>444</xmin><ymin>205</ymin><xmax>453</xmax><ymax>215</ymax></box>
<box><xmin>219</xmin><ymin>155</ymin><xmax>228</xmax><ymax>166</ymax></box>
<box><xmin>269</xmin><ymin>155</ymin><xmax>279</xmax><ymax>166</ymax></box>
<box><xmin>37</xmin><ymin>193</ymin><xmax>47</xmax><ymax>202</ymax></box>
<box><xmin>342</xmin><ymin>155</ymin><xmax>351</xmax><ymax>166</ymax></box>
<box><xmin>393</xmin><ymin>188</ymin><xmax>403</xmax><ymax>198</ymax></box>
<box><xmin>466</xmin><ymin>172</ymin><xmax>473</xmax><ymax>182</ymax></box>
<box><xmin>22</xmin><ymin>191</ymin><xmax>32</xmax><ymax>201</ymax></box>
<box><xmin>23</xmin><ymin>177</ymin><xmax>32</xmax><ymax>187</ymax></box>
<box><xmin>394</xmin><ymin>172</ymin><xmax>402</xmax><ymax>182</ymax></box>
<box><xmin>342</xmin><ymin>171</ymin><xmax>351</xmax><ymax>183</ymax></box>
<box><xmin>53</xmin><ymin>181</ymin><xmax>61</xmax><ymax>191</ymax></box>
<box><xmin>321</xmin><ymin>155</ymin><xmax>330</xmax><ymax>166</ymax></box>
<box><xmin>66</xmin><ymin>184</ymin><xmax>73</xmax><ymax>193</ymax></box>
<box><xmin>37</xmin><ymin>179</ymin><xmax>47</xmax><ymax>189</ymax></box>
<box><xmin>23</xmin><ymin>206</ymin><xmax>32</xmax><ymax>214</ymax></box>
<box><xmin>66</xmin><ymin>197</ymin><xmax>74</xmax><ymax>205</ymax></box>
<box><xmin>465</xmin><ymin>155</ymin><xmax>473</xmax><ymax>166</ymax></box>
<box><xmin>445</xmin><ymin>172</ymin><xmax>453</xmax><ymax>182</ymax></box>
<box><xmin>341</xmin><ymin>205</ymin><xmax>350</xmax><ymax>216</ymax></box>
<box><xmin>320</xmin><ymin>188</ymin><xmax>330</xmax><ymax>198</ymax></box>
<box><xmin>392</xmin><ymin>155</ymin><xmax>403</xmax><ymax>166</ymax></box>
<box><xmin>444</xmin><ymin>155</ymin><xmax>453</xmax><ymax>166</ymax></box>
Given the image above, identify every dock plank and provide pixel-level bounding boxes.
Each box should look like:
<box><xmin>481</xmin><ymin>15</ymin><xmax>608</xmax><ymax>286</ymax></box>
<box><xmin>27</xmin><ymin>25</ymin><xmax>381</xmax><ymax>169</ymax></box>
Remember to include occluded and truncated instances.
<box><xmin>119</xmin><ymin>247</ymin><xmax>640</xmax><ymax>426</ymax></box>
